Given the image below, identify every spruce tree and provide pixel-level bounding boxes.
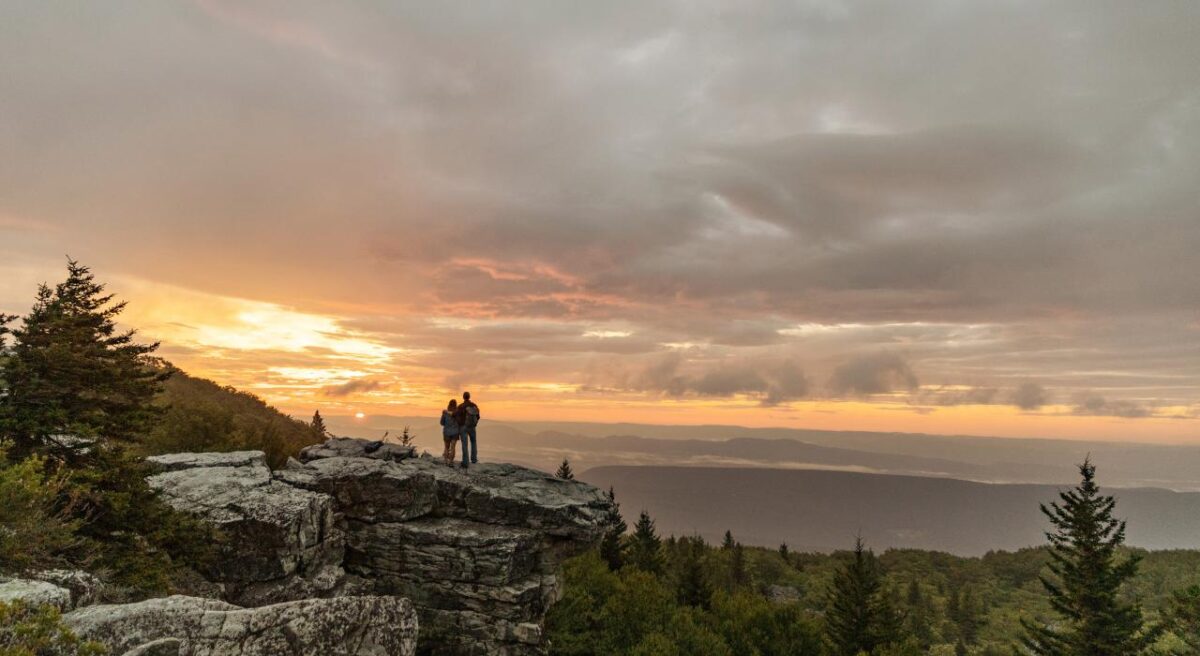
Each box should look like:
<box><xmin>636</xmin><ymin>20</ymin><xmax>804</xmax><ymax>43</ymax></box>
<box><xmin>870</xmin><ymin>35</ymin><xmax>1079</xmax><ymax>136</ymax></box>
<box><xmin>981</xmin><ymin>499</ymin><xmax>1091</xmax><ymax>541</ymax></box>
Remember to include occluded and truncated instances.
<box><xmin>556</xmin><ymin>458</ymin><xmax>575</xmax><ymax>480</ymax></box>
<box><xmin>824</xmin><ymin>537</ymin><xmax>901</xmax><ymax>656</ymax></box>
<box><xmin>628</xmin><ymin>510</ymin><xmax>665</xmax><ymax>574</ymax></box>
<box><xmin>729</xmin><ymin>541</ymin><xmax>748</xmax><ymax>590</ymax></box>
<box><xmin>311</xmin><ymin>410</ymin><xmax>328</xmax><ymax>439</ymax></box>
<box><xmin>599</xmin><ymin>487</ymin><xmax>627</xmax><ymax>571</ymax></box>
<box><xmin>722</xmin><ymin>529</ymin><xmax>735</xmax><ymax>550</ymax></box>
<box><xmin>675</xmin><ymin>536</ymin><xmax>713</xmax><ymax>609</ymax></box>
<box><xmin>1019</xmin><ymin>459</ymin><xmax>1160</xmax><ymax>656</ymax></box>
<box><xmin>1</xmin><ymin>260</ymin><xmax>167</xmax><ymax>460</ymax></box>
<box><xmin>779</xmin><ymin>542</ymin><xmax>790</xmax><ymax>561</ymax></box>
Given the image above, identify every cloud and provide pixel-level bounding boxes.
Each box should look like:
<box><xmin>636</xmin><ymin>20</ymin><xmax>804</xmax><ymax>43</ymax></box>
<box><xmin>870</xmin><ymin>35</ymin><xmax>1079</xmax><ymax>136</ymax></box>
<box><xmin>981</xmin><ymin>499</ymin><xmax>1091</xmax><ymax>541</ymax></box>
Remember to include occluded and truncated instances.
<box><xmin>1072</xmin><ymin>394</ymin><xmax>1154</xmax><ymax>419</ymax></box>
<box><xmin>2</xmin><ymin>1</ymin><xmax>1200</xmax><ymax>425</ymax></box>
<box><xmin>1010</xmin><ymin>382</ymin><xmax>1049</xmax><ymax>411</ymax></box>
<box><xmin>828</xmin><ymin>353</ymin><xmax>918</xmax><ymax>396</ymax></box>
<box><xmin>624</xmin><ymin>354</ymin><xmax>809</xmax><ymax>406</ymax></box>
<box><xmin>322</xmin><ymin>378</ymin><xmax>386</xmax><ymax>397</ymax></box>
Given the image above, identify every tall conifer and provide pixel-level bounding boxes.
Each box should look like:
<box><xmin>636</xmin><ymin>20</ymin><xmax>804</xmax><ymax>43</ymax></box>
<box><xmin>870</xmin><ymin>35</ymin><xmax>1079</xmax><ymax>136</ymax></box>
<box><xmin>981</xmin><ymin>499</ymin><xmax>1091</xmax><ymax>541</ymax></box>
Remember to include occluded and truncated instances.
<box><xmin>599</xmin><ymin>487</ymin><xmax>627</xmax><ymax>571</ymax></box>
<box><xmin>1</xmin><ymin>260</ymin><xmax>166</xmax><ymax>459</ymax></box>
<box><xmin>628</xmin><ymin>510</ymin><xmax>665</xmax><ymax>574</ymax></box>
<box><xmin>556</xmin><ymin>458</ymin><xmax>575</xmax><ymax>480</ymax></box>
<box><xmin>1019</xmin><ymin>459</ymin><xmax>1159</xmax><ymax>655</ymax></box>
<box><xmin>824</xmin><ymin>537</ymin><xmax>902</xmax><ymax>656</ymax></box>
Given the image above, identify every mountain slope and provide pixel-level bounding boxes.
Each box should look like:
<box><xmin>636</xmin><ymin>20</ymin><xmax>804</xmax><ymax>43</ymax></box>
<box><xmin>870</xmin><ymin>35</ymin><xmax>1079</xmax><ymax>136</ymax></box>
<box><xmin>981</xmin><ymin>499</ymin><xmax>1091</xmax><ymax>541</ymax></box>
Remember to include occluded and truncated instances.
<box><xmin>582</xmin><ymin>465</ymin><xmax>1200</xmax><ymax>555</ymax></box>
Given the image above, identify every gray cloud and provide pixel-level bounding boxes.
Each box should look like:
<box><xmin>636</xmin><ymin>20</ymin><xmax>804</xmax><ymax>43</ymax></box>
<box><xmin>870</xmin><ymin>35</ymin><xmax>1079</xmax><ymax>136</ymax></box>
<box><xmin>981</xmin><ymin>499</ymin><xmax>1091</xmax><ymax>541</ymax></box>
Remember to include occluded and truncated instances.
<box><xmin>322</xmin><ymin>379</ymin><xmax>386</xmax><ymax>397</ymax></box>
<box><xmin>828</xmin><ymin>353</ymin><xmax>918</xmax><ymax>396</ymax></box>
<box><xmin>1010</xmin><ymin>382</ymin><xmax>1049</xmax><ymax>411</ymax></box>
<box><xmin>1073</xmin><ymin>394</ymin><xmax>1154</xmax><ymax>419</ymax></box>
<box><xmin>619</xmin><ymin>354</ymin><xmax>808</xmax><ymax>406</ymax></box>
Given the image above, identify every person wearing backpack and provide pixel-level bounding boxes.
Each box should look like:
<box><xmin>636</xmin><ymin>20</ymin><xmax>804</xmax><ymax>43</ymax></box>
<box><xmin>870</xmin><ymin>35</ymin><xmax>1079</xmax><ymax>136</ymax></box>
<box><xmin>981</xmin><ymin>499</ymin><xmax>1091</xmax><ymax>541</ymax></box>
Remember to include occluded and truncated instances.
<box><xmin>440</xmin><ymin>399</ymin><xmax>461</xmax><ymax>466</ymax></box>
<box><xmin>454</xmin><ymin>391</ymin><xmax>481</xmax><ymax>469</ymax></box>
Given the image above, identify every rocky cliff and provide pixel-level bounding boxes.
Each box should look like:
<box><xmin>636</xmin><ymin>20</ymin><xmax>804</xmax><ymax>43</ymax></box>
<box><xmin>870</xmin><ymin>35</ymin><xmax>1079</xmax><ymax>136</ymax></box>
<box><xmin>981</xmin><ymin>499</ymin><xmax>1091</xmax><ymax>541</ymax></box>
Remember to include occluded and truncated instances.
<box><xmin>140</xmin><ymin>438</ymin><xmax>615</xmax><ymax>655</ymax></box>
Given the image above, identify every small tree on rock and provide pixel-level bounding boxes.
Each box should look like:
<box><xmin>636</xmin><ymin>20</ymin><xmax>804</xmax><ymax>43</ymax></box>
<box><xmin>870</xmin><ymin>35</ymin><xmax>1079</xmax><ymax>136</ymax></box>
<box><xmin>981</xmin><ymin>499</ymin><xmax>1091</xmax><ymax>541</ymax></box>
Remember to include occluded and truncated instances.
<box><xmin>556</xmin><ymin>458</ymin><xmax>575</xmax><ymax>480</ymax></box>
<box><xmin>310</xmin><ymin>410</ymin><xmax>328</xmax><ymax>439</ymax></box>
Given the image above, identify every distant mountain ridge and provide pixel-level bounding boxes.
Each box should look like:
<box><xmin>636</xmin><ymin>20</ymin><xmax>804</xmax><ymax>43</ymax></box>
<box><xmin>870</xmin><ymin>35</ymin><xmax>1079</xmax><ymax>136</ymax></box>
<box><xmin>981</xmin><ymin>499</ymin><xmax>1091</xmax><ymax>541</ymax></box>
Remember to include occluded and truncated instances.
<box><xmin>581</xmin><ymin>465</ymin><xmax>1200</xmax><ymax>555</ymax></box>
<box><xmin>326</xmin><ymin>414</ymin><xmax>1200</xmax><ymax>490</ymax></box>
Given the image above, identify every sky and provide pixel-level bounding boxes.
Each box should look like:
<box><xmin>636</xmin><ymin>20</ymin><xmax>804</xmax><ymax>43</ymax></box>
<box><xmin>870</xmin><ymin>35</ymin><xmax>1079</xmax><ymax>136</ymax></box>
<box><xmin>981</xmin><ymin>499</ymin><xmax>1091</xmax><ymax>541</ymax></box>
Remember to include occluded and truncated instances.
<box><xmin>1</xmin><ymin>1</ymin><xmax>1198</xmax><ymax>442</ymax></box>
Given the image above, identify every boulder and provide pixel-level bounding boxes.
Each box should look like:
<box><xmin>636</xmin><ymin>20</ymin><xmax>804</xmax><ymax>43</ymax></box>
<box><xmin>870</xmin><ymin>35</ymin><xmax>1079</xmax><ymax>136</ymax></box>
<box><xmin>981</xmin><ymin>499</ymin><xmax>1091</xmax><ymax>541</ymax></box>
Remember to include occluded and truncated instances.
<box><xmin>33</xmin><ymin>570</ymin><xmax>104</xmax><ymax>608</ymax></box>
<box><xmin>65</xmin><ymin>595</ymin><xmax>418</xmax><ymax>656</ymax></box>
<box><xmin>146</xmin><ymin>452</ymin><xmax>348</xmax><ymax>607</ymax></box>
<box><xmin>0</xmin><ymin>578</ymin><xmax>72</xmax><ymax>610</ymax></box>
<box><xmin>299</xmin><ymin>437</ymin><xmax>417</xmax><ymax>463</ymax></box>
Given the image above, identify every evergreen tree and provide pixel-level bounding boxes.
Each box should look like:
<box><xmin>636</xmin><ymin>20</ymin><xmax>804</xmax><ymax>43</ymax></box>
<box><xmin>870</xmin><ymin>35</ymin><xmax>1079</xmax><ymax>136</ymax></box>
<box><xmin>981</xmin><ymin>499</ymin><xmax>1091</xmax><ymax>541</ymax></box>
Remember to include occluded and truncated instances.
<box><xmin>823</xmin><ymin>537</ymin><xmax>902</xmax><ymax>656</ymax></box>
<box><xmin>399</xmin><ymin>425</ymin><xmax>416</xmax><ymax>446</ymax></box>
<box><xmin>1</xmin><ymin>260</ymin><xmax>167</xmax><ymax>460</ymax></box>
<box><xmin>628</xmin><ymin>510</ymin><xmax>665</xmax><ymax>574</ymax></box>
<box><xmin>722</xmin><ymin>530</ymin><xmax>735</xmax><ymax>550</ymax></box>
<box><xmin>675</xmin><ymin>536</ymin><xmax>713</xmax><ymax>609</ymax></box>
<box><xmin>556</xmin><ymin>458</ymin><xmax>575</xmax><ymax>480</ymax></box>
<box><xmin>778</xmin><ymin>542</ymin><xmax>790</xmax><ymax>562</ymax></box>
<box><xmin>0</xmin><ymin>262</ymin><xmax>214</xmax><ymax>593</ymax></box>
<box><xmin>729</xmin><ymin>542</ymin><xmax>748</xmax><ymax>591</ymax></box>
<box><xmin>310</xmin><ymin>410</ymin><xmax>328</xmax><ymax>439</ymax></box>
<box><xmin>1019</xmin><ymin>459</ymin><xmax>1160</xmax><ymax>656</ymax></box>
<box><xmin>904</xmin><ymin>579</ymin><xmax>935</xmax><ymax>648</ymax></box>
<box><xmin>1165</xmin><ymin>585</ymin><xmax>1200</xmax><ymax>654</ymax></box>
<box><xmin>599</xmin><ymin>487</ymin><xmax>627</xmax><ymax>571</ymax></box>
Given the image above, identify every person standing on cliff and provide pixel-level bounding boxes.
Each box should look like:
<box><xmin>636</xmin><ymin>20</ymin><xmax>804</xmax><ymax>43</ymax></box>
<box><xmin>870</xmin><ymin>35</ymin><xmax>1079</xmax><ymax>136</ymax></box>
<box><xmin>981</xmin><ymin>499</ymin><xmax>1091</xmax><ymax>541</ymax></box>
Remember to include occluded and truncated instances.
<box><xmin>454</xmin><ymin>391</ymin><xmax>481</xmax><ymax>469</ymax></box>
<box><xmin>440</xmin><ymin>399</ymin><xmax>460</xmax><ymax>466</ymax></box>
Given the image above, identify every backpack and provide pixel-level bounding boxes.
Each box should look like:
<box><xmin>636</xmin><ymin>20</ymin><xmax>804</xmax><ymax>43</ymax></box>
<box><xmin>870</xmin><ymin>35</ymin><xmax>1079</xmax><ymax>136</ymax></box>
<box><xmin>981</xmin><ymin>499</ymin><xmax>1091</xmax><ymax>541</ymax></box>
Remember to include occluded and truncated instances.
<box><xmin>442</xmin><ymin>411</ymin><xmax>460</xmax><ymax>438</ymax></box>
<box><xmin>464</xmin><ymin>404</ymin><xmax>480</xmax><ymax>428</ymax></box>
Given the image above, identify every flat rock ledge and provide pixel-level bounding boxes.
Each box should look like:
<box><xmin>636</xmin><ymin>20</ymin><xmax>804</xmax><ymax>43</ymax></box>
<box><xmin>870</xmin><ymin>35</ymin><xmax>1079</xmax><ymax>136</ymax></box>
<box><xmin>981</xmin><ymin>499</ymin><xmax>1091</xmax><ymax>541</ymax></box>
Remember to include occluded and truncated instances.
<box><xmin>64</xmin><ymin>594</ymin><xmax>417</xmax><ymax>656</ymax></box>
<box><xmin>146</xmin><ymin>439</ymin><xmax>615</xmax><ymax>655</ymax></box>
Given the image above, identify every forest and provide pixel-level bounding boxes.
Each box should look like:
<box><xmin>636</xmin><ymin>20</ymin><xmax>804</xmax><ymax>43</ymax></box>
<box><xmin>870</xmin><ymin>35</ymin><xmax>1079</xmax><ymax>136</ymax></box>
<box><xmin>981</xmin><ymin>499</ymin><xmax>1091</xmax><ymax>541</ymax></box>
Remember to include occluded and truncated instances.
<box><xmin>3</xmin><ymin>261</ymin><xmax>1200</xmax><ymax>656</ymax></box>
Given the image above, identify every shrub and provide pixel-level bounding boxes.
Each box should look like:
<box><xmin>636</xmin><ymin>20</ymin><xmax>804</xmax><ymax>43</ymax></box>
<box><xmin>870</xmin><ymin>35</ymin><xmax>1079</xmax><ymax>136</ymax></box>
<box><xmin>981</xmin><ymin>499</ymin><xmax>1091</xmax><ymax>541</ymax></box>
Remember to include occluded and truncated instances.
<box><xmin>0</xmin><ymin>601</ymin><xmax>106</xmax><ymax>656</ymax></box>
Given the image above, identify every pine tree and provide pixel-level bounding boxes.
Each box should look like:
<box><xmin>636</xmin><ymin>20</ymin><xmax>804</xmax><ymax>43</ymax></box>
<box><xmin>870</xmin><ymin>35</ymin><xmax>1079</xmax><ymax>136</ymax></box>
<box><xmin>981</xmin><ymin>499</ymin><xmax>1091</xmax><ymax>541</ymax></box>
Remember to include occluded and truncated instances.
<box><xmin>722</xmin><ymin>530</ymin><xmax>735</xmax><ymax>550</ymax></box>
<box><xmin>0</xmin><ymin>260</ymin><xmax>167</xmax><ymax>460</ymax></box>
<box><xmin>823</xmin><ymin>537</ymin><xmax>902</xmax><ymax>656</ymax></box>
<box><xmin>1019</xmin><ymin>459</ymin><xmax>1160</xmax><ymax>656</ymax></box>
<box><xmin>729</xmin><ymin>541</ymin><xmax>748</xmax><ymax>590</ymax></box>
<box><xmin>556</xmin><ymin>458</ymin><xmax>575</xmax><ymax>480</ymax></box>
<box><xmin>779</xmin><ymin>542</ymin><xmax>790</xmax><ymax>561</ymax></box>
<box><xmin>905</xmin><ymin>579</ymin><xmax>935</xmax><ymax>648</ymax></box>
<box><xmin>628</xmin><ymin>510</ymin><xmax>665</xmax><ymax>574</ymax></box>
<box><xmin>399</xmin><ymin>425</ymin><xmax>416</xmax><ymax>446</ymax></box>
<box><xmin>675</xmin><ymin>536</ymin><xmax>713</xmax><ymax>609</ymax></box>
<box><xmin>311</xmin><ymin>410</ymin><xmax>328</xmax><ymax>439</ymax></box>
<box><xmin>599</xmin><ymin>487</ymin><xmax>627</xmax><ymax>571</ymax></box>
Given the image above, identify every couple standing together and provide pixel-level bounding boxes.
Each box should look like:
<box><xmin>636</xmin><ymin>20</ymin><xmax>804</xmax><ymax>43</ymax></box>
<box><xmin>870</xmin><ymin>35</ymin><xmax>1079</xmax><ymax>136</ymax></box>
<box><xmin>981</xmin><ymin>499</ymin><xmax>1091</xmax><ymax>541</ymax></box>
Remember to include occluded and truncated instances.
<box><xmin>441</xmin><ymin>391</ymin><xmax>481</xmax><ymax>470</ymax></box>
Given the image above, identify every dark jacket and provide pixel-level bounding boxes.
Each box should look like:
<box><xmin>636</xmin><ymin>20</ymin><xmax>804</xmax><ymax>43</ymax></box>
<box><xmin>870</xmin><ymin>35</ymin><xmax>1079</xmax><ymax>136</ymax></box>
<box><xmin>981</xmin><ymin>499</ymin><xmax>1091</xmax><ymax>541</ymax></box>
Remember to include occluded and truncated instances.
<box><xmin>454</xmin><ymin>400</ymin><xmax>480</xmax><ymax>427</ymax></box>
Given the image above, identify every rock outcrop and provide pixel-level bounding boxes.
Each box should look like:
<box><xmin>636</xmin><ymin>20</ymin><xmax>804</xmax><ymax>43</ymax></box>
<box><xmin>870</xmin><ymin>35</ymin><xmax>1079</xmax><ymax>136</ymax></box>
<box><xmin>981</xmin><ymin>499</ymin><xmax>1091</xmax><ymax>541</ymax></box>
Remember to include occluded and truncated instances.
<box><xmin>0</xmin><ymin>570</ymin><xmax>103</xmax><ymax>610</ymax></box>
<box><xmin>64</xmin><ymin>594</ymin><xmax>418</xmax><ymax>656</ymax></box>
<box><xmin>146</xmin><ymin>439</ymin><xmax>614</xmax><ymax>655</ymax></box>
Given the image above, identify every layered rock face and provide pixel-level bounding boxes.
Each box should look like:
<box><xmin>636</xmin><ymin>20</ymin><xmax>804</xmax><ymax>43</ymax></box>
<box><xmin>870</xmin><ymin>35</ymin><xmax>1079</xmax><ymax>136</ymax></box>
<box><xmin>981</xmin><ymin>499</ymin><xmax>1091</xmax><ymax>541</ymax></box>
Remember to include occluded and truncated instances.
<box><xmin>65</xmin><ymin>595</ymin><xmax>418</xmax><ymax>656</ymax></box>
<box><xmin>146</xmin><ymin>439</ymin><xmax>614</xmax><ymax>655</ymax></box>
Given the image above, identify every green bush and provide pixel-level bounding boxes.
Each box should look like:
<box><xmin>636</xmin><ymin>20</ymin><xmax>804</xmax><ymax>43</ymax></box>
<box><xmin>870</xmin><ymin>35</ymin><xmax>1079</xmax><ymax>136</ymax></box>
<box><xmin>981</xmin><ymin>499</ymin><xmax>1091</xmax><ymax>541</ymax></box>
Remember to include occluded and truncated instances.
<box><xmin>0</xmin><ymin>601</ymin><xmax>106</xmax><ymax>656</ymax></box>
<box><xmin>0</xmin><ymin>451</ymin><xmax>81</xmax><ymax>573</ymax></box>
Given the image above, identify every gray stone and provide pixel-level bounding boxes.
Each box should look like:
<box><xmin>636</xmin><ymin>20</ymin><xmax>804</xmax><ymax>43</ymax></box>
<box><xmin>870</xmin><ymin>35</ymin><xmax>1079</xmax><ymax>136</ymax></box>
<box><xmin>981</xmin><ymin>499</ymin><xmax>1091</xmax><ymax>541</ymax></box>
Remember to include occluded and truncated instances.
<box><xmin>65</xmin><ymin>595</ymin><xmax>418</xmax><ymax>656</ymax></box>
<box><xmin>33</xmin><ymin>570</ymin><xmax>104</xmax><ymax>609</ymax></box>
<box><xmin>299</xmin><ymin>437</ymin><xmax>416</xmax><ymax>463</ymax></box>
<box><xmin>0</xmin><ymin>578</ymin><xmax>71</xmax><ymax>609</ymax></box>
<box><xmin>276</xmin><ymin>456</ymin><xmax>437</xmax><ymax>523</ymax></box>
<box><xmin>146</xmin><ymin>451</ymin><xmax>266</xmax><ymax>472</ymax></box>
<box><xmin>146</xmin><ymin>439</ymin><xmax>616</xmax><ymax>655</ymax></box>
<box><xmin>146</xmin><ymin>454</ymin><xmax>347</xmax><ymax>606</ymax></box>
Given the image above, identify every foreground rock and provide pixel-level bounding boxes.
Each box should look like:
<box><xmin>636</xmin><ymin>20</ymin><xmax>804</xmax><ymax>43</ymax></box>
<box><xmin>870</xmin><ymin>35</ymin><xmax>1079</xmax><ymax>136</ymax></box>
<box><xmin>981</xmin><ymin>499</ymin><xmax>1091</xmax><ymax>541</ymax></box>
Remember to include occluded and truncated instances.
<box><xmin>65</xmin><ymin>595</ymin><xmax>417</xmax><ymax>656</ymax></box>
<box><xmin>149</xmin><ymin>440</ymin><xmax>615</xmax><ymax>655</ymax></box>
<box><xmin>0</xmin><ymin>570</ymin><xmax>103</xmax><ymax>610</ymax></box>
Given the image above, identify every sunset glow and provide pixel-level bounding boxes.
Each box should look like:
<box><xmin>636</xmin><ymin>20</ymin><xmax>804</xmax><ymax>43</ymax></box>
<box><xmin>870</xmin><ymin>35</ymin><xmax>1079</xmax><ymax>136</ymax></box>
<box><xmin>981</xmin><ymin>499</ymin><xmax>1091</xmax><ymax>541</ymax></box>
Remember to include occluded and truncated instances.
<box><xmin>2</xmin><ymin>1</ymin><xmax>1198</xmax><ymax>444</ymax></box>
